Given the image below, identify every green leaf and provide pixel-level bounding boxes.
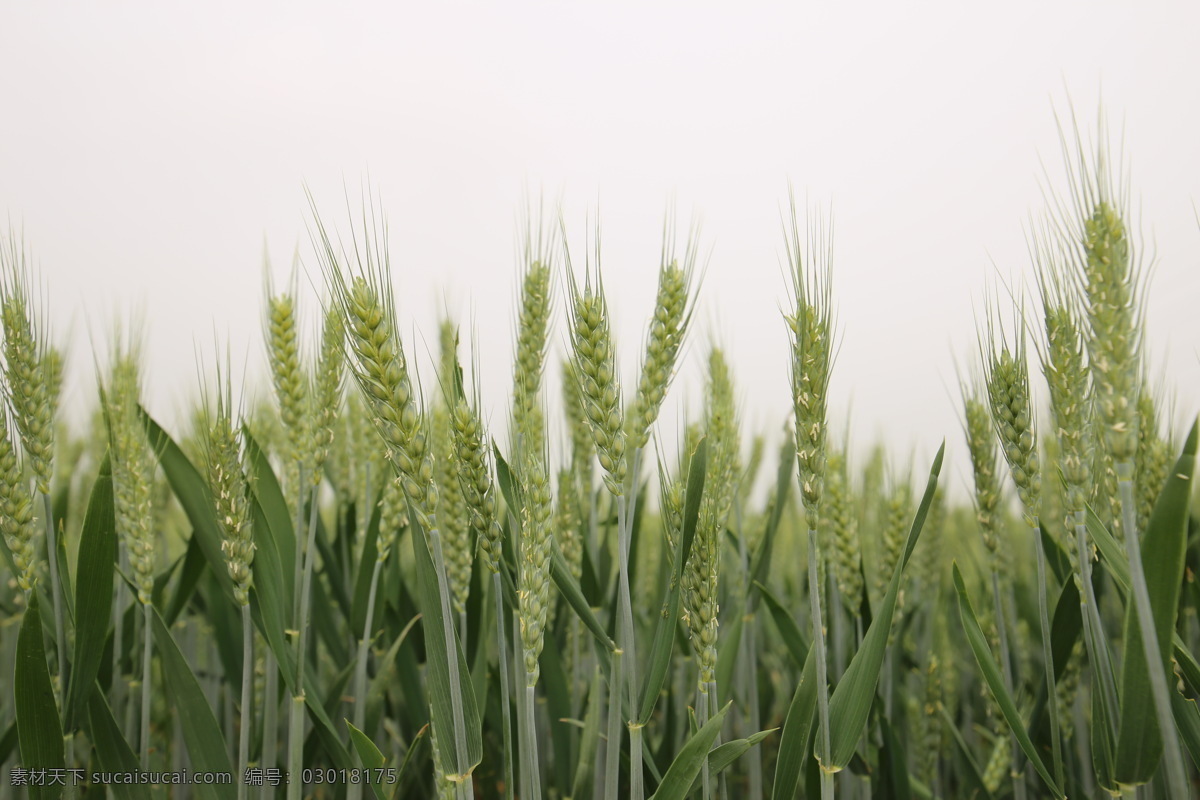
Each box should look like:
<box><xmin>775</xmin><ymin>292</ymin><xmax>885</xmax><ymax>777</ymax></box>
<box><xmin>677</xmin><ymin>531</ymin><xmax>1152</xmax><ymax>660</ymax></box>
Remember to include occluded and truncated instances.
<box><xmin>771</xmin><ymin>647</ymin><xmax>817</xmax><ymax>800</ymax></box>
<box><xmin>366</xmin><ymin>615</ymin><xmax>422</xmax><ymax>739</ymax></box>
<box><xmin>1171</xmin><ymin>691</ymin><xmax>1200</xmax><ymax>773</ymax></box>
<box><xmin>1091</xmin><ymin>662</ymin><xmax>1117</xmax><ymax>794</ymax></box>
<box><xmin>639</xmin><ymin>439</ymin><xmax>706</xmax><ymax>724</ymax></box>
<box><xmin>86</xmin><ymin>689</ymin><xmax>153</xmax><ymax>800</ymax></box>
<box><xmin>15</xmin><ymin>593</ymin><xmax>65</xmax><ymax>800</ymax></box>
<box><xmin>346</xmin><ymin>721</ymin><xmax>387</xmax><ymax>800</ymax></box>
<box><xmin>150</xmin><ymin>609</ymin><xmax>235</xmax><ymax>800</ymax></box>
<box><xmin>754</xmin><ymin>580</ymin><xmax>808</xmax><ymax>669</ymax></box>
<box><xmin>247</xmin><ymin>486</ymin><xmax>353</xmax><ymax>770</ymax></box>
<box><xmin>952</xmin><ymin>564</ymin><xmax>1064</xmax><ymax>799</ymax></box>
<box><xmin>1086</xmin><ymin>500</ymin><xmax>1200</xmax><ymax>699</ymax></box>
<box><xmin>0</xmin><ymin>720</ymin><xmax>16</xmax><ymax>766</ymax></box>
<box><xmin>551</xmin><ymin>537</ymin><xmax>615</xmax><ymax>657</ymax></box>
<box><xmin>1115</xmin><ymin>420</ymin><xmax>1197</xmax><ymax>784</ymax></box>
<box><xmin>409</xmin><ymin>511</ymin><xmax>483</xmax><ymax>777</ymax></box>
<box><xmin>395</xmin><ymin>724</ymin><xmax>430</xmax><ymax>798</ymax></box>
<box><xmin>140</xmin><ymin>408</ymin><xmax>236</xmax><ymax>605</ymax></box>
<box><xmin>648</xmin><ymin>702</ymin><xmax>731</xmax><ymax>800</ymax></box>
<box><xmin>165</xmin><ymin>533</ymin><xmax>207</xmax><ymax>625</ymax></box>
<box><xmin>827</xmin><ymin>441</ymin><xmax>944</xmax><ymax>770</ymax></box>
<box><xmin>685</xmin><ymin>728</ymin><xmax>775</xmax><ymax>797</ymax></box>
<box><xmin>65</xmin><ymin>455</ymin><xmax>116</xmax><ymax>730</ymax></box>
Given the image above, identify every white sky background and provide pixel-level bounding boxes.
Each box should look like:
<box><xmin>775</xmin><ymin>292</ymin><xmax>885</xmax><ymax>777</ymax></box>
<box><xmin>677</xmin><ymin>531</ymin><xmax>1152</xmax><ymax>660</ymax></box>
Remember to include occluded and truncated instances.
<box><xmin>2</xmin><ymin>2</ymin><xmax>1198</xmax><ymax>499</ymax></box>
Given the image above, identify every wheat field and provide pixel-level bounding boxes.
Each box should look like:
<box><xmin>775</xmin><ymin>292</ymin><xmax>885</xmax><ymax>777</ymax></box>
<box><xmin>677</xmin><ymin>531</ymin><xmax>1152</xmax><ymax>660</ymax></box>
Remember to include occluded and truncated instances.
<box><xmin>0</xmin><ymin>119</ymin><xmax>1198</xmax><ymax>800</ymax></box>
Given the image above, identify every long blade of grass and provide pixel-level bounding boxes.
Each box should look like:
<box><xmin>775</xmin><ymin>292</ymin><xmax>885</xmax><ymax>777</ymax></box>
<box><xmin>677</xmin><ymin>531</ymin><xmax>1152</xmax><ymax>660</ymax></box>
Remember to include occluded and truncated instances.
<box><xmin>952</xmin><ymin>564</ymin><xmax>1064</xmax><ymax>799</ymax></box>
<box><xmin>826</xmin><ymin>441</ymin><xmax>944</xmax><ymax>770</ymax></box>
<box><xmin>150</xmin><ymin>608</ymin><xmax>236</xmax><ymax>800</ymax></box>
<box><xmin>140</xmin><ymin>408</ymin><xmax>236</xmax><ymax>604</ymax></box>
<box><xmin>1114</xmin><ymin>420</ymin><xmax>1197</xmax><ymax>784</ymax></box>
<box><xmin>409</xmin><ymin>509</ymin><xmax>483</xmax><ymax>778</ymax></box>
<box><xmin>347</xmin><ymin>721</ymin><xmax>388</xmax><ymax>800</ymax></box>
<box><xmin>754</xmin><ymin>581</ymin><xmax>808</xmax><ymax>669</ymax></box>
<box><xmin>647</xmin><ymin>702</ymin><xmax>731</xmax><ymax>800</ymax></box>
<box><xmin>771</xmin><ymin>647</ymin><xmax>817</xmax><ymax>800</ymax></box>
<box><xmin>639</xmin><ymin>439</ymin><xmax>706</xmax><ymax>724</ymax></box>
<box><xmin>684</xmin><ymin>729</ymin><xmax>775</xmax><ymax>797</ymax></box>
<box><xmin>65</xmin><ymin>454</ymin><xmax>116</xmax><ymax>730</ymax></box>
<box><xmin>86</xmin><ymin>688</ymin><xmax>152</xmax><ymax>800</ymax></box>
<box><xmin>15</xmin><ymin>593</ymin><xmax>65</xmax><ymax>800</ymax></box>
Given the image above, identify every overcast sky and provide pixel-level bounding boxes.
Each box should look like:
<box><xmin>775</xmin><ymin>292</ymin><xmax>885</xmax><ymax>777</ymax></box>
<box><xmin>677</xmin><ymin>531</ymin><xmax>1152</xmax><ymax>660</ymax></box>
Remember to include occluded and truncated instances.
<box><xmin>2</xmin><ymin>2</ymin><xmax>1198</xmax><ymax>495</ymax></box>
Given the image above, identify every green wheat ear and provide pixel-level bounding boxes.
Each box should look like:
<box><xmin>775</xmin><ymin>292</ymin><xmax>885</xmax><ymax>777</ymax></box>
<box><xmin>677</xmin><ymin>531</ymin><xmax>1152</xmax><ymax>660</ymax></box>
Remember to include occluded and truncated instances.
<box><xmin>0</xmin><ymin>401</ymin><xmax>39</xmax><ymax>591</ymax></box>
<box><xmin>517</xmin><ymin>446</ymin><xmax>554</xmax><ymax>686</ymax></box>
<box><xmin>980</xmin><ymin>305</ymin><xmax>1041</xmax><ymax>526</ymax></box>
<box><xmin>103</xmin><ymin>339</ymin><xmax>157</xmax><ymax>605</ymax></box>
<box><xmin>0</xmin><ymin>245</ymin><xmax>56</xmax><ymax>495</ymax></box>
<box><xmin>1032</xmin><ymin>225</ymin><xmax>1092</xmax><ymax>581</ymax></box>
<box><xmin>824</xmin><ymin>450</ymin><xmax>862</xmax><ymax>615</ymax></box>
<box><xmin>963</xmin><ymin>388</ymin><xmax>1004</xmax><ymax>574</ymax></box>
<box><xmin>682</xmin><ymin>347</ymin><xmax>738</xmax><ymax>687</ymax></box>
<box><xmin>564</xmin><ymin>239</ymin><xmax>626</xmax><ymax>497</ymax></box>
<box><xmin>434</xmin><ymin>319</ymin><xmax>471</xmax><ymax>615</ymax></box>
<box><xmin>626</xmin><ymin>214</ymin><xmax>699</xmax><ymax>450</ymax></box>
<box><xmin>310</xmin><ymin>303</ymin><xmax>345</xmax><ymax>481</ymax></box>
<box><xmin>786</xmin><ymin>209</ymin><xmax>834</xmax><ymax>519</ymax></box>
<box><xmin>204</xmin><ymin>362</ymin><xmax>254</xmax><ymax>607</ymax></box>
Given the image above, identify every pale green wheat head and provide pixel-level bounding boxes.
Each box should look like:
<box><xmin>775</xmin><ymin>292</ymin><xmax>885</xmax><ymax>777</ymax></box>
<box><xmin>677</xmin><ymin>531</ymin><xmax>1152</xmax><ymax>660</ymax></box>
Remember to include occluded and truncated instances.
<box><xmin>1051</xmin><ymin>117</ymin><xmax>1144</xmax><ymax>470</ymax></box>
<box><xmin>434</xmin><ymin>319</ymin><xmax>471</xmax><ymax>613</ymax></box>
<box><xmin>0</xmin><ymin>401</ymin><xmax>39</xmax><ymax>591</ymax></box>
<box><xmin>0</xmin><ymin>240</ymin><xmax>56</xmax><ymax>494</ymax></box>
<box><xmin>103</xmin><ymin>336</ymin><xmax>157</xmax><ymax>605</ymax></box>
<box><xmin>784</xmin><ymin>200</ymin><xmax>835</xmax><ymax>517</ymax></box>
<box><xmin>448</xmin><ymin>354</ymin><xmax>504</xmax><ymax>575</ymax></box>
<box><xmin>626</xmin><ymin>214</ymin><xmax>699</xmax><ymax>450</ymax></box>
<box><xmin>825</xmin><ymin>450</ymin><xmax>862</xmax><ymax>615</ymax></box>
<box><xmin>564</xmin><ymin>230</ymin><xmax>626</xmax><ymax>497</ymax></box>
<box><xmin>263</xmin><ymin>268</ymin><xmax>311</xmax><ymax>482</ymax></box>
<box><xmin>518</xmin><ymin>447</ymin><xmax>554</xmax><ymax>686</ymax></box>
<box><xmin>962</xmin><ymin>386</ymin><xmax>1004</xmax><ymax>568</ymax></box>
<box><xmin>1032</xmin><ymin>229</ymin><xmax>1093</xmax><ymax>521</ymax></box>
<box><xmin>204</xmin><ymin>362</ymin><xmax>254</xmax><ymax>606</ymax></box>
<box><xmin>980</xmin><ymin>304</ymin><xmax>1041</xmax><ymax>524</ymax></box>
<box><xmin>313</xmin><ymin>207</ymin><xmax>440</xmax><ymax>533</ymax></box>
<box><xmin>310</xmin><ymin>303</ymin><xmax>346</xmax><ymax>480</ymax></box>
<box><xmin>510</xmin><ymin>218</ymin><xmax>554</xmax><ymax>460</ymax></box>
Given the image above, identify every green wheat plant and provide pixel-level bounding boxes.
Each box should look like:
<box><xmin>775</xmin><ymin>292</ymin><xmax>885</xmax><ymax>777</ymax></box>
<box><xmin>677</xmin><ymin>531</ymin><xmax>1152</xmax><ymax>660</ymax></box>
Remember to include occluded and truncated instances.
<box><xmin>1</xmin><ymin>107</ymin><xmax>1199</xmax><ymax>800</ymax></box>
